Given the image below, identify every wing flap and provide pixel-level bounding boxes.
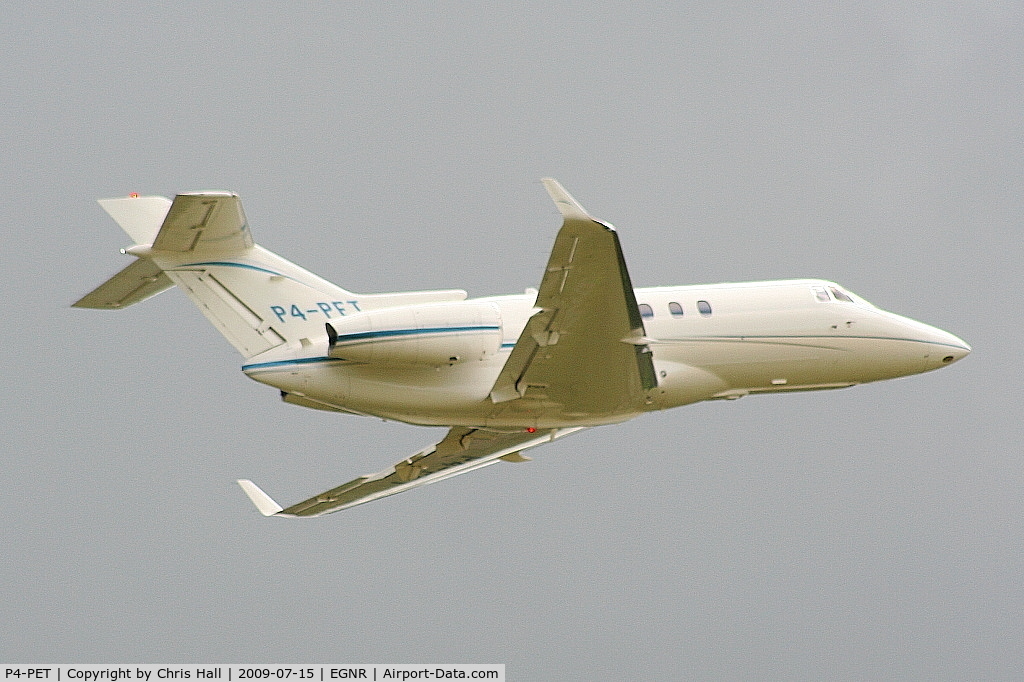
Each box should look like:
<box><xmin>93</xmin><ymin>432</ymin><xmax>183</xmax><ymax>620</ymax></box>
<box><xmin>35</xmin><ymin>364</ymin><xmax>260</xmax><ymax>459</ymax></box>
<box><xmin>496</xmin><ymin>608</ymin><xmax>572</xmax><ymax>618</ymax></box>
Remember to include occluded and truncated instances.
<box><xmin>489</xmin><ymin>179</ymin><xmax>656</xmax><ymax>417</ymax></box>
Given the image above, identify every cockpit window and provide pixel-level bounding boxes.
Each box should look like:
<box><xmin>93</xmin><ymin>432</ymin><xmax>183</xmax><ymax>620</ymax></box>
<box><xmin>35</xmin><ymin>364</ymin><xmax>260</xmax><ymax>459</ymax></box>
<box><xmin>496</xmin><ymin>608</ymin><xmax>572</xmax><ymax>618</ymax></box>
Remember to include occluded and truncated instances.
<box><xmin>812</xmin><ymin>286</ymin><xmax>830</xmax><ymax>302</ymax></box>
<box><xmin>668</xmin><ymin>302</ymin><xmax>684</xmax><ymax>317</ymax></box>
<box><xmin>830</xmin><ymin>287</ymin><xmax>854</xmax><ymax>303</ymax></box>
<box><xmin>697</xmin><ymin>300</ymin><xmax>712</xmax><ymax>316</ymax></box>
<box><xmin>638</xmin><ymin>303</ymin><xmax>654</xmax><ymax>318</ymax></box>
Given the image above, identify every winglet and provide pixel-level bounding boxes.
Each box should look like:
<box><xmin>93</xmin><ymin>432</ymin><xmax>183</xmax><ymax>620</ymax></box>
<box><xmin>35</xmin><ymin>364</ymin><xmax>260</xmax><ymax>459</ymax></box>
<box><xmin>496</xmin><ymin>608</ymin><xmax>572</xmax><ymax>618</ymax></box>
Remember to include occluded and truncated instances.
<box><xmin>237</xmin><ymin>479</ymin><xmax>284</xmax><ymax>516</ymax></box>
<box><xmin>541</xmin><ymin>178</ymin><xmax>595</xmax><ymax>222</ymax></box>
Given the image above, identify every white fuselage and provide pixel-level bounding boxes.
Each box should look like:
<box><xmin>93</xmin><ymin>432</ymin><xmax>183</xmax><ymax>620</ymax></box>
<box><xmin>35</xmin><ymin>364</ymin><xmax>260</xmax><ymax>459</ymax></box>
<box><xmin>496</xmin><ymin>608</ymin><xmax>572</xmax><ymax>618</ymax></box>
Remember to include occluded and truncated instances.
<box><xmin>78</xmin><ymin>186</ymin><xmax>974</xmax><ymax>515</ymax></box>
<box><xmin>241</xmin><ymin>279</ymin><xmax>970</xmax><ymax>428</ymax></box>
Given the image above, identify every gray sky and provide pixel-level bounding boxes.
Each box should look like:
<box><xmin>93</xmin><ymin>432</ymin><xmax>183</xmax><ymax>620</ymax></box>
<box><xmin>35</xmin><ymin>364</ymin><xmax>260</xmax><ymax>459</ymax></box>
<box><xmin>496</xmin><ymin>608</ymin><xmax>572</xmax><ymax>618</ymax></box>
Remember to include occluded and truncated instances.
<box><xmin>3</xmin><ymin>1</ymin><xmax>1021</xmax><ymax>678</ymax></box>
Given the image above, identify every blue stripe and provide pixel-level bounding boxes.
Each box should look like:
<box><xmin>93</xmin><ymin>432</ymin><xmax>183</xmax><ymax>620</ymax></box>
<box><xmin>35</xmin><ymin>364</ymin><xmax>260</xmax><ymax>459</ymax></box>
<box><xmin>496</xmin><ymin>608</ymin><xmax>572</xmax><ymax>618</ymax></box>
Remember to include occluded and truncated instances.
<box><xmin>242</xmin><ymin>356</ymin><xmax>344</xmax><ymax>372</ymax></box>
<box><xmin>659</xmin><ymin>334</ymin><xmax>971</xmax><ymax>351</ymax></box>
<box><xmin>176</xmin><ymin>261</ymin><xmax>304</xmax><ymax>284</ymax></box>
<box><xmin>244</xmin><ymin>328</ymin><xmax>504</xmax><ymax>371</ymax></box>
<box><xmin>332</xmin><ymin>326</ymin><xmax>501</xmax><ymax>345</ymax></box>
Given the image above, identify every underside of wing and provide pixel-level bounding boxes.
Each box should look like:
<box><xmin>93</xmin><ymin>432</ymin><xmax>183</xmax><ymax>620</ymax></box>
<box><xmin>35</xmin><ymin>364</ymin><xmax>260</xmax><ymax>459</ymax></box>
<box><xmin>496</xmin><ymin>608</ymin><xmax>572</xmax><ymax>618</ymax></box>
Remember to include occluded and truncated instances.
<box><xmin>239</xmin><ymin>425</ymin><xmax>584</xmax><ymax>517</ymax></box>
<box><xmin>237</xmin><ymin>179</ymin><xmax>652</xmax><ymax>516</ymax></box>
<box><xmin>488</xmin><ymin>178</ymin><xmax>657</xmax><ymax>422</ymax></box>
<box><xmin>72</xmin><ymin>257</ymin><xmax>174</xmax><ymax>309</ymax></box>
<box><xmin>152</xmin><ymin>192</ymin><xmax>253</xmax><ymax>253</ymax></box>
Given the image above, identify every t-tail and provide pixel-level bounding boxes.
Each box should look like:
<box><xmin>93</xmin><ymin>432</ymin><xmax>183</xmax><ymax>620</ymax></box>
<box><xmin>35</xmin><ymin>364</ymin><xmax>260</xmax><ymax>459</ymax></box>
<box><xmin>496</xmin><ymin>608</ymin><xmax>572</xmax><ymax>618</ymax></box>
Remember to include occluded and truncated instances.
<box><xmin>75</xmin><ymin>192</ymin><xmax>466</xmax><ymax>359</ymax></box>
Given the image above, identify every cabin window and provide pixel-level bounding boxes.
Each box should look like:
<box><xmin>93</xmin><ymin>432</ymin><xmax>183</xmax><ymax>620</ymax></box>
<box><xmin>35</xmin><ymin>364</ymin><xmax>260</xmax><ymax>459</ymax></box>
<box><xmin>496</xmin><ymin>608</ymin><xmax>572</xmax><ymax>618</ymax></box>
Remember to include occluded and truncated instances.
<box><xmin>830</xmin><ymin>287</ymin><xmax>854</xmax><ymax>303</ymax></box>
<box><xmin>812</xmin><ymin>286</ymin><xmax>830</xmax><ymax>302</ymax></box>
<box><xmin>668</xmin><ymin>301</ymin><xmax>684</xmax><ymax>317</ymax></box>
<box><xmin>638</xmin><ymin>303</ymin><xmax>654</xmax><ymax>318</ymax></box>
<box><xmin>697</xmin><ymin>300</ymin><xmax>712</xmax><ymax>316</ymax></box>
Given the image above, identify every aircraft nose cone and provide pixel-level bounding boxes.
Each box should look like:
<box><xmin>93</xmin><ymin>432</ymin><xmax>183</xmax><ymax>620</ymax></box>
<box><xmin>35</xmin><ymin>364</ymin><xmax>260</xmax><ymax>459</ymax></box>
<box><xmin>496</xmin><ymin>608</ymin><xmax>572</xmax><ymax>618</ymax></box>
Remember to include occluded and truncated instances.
<box><xmin>938</xmin><ymin>333</ymin><xmax>971</xmax><ymax>364</ymax></box>
<box><xmin>878</xmin><ymin>311</ymin><xmax>970</xmax><ymax>373</ymax></box>
<box><xmin>918</xmin><ymin>324</ymin><xmax>971</xmax><ymax>368</ymax></box>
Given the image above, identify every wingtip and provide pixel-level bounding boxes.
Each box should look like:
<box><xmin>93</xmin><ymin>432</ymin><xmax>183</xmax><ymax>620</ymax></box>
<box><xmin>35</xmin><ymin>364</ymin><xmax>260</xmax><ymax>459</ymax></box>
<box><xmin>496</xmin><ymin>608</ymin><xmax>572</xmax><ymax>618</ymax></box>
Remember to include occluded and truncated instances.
<box><xmin>237</xmin><ymin>479</ymin><xmax>284</xmax><ymax>516</ymax></box>
<box><xmin>541</xmin><ymin>178</ymin><xmax>594</xmax><ymax>222</ymax></box>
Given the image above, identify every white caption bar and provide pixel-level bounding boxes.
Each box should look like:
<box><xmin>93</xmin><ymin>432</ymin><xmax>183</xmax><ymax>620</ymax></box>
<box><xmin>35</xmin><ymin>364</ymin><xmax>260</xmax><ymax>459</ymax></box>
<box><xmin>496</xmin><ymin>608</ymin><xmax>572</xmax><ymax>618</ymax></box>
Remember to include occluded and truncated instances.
<box><xmin>2</xmin><ymin>667</ymin><xmax>504</xmax><ymax>682</ymax></box>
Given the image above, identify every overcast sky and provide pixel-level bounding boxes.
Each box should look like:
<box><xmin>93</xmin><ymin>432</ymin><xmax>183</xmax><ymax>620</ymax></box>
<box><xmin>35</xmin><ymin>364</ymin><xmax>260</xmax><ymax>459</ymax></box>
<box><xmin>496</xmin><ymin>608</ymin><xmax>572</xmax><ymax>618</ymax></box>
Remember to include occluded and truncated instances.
<box><xmin>2</xmin><ymin>2</ymin><xmax>1021</xmax><ymax>679</ymax></box>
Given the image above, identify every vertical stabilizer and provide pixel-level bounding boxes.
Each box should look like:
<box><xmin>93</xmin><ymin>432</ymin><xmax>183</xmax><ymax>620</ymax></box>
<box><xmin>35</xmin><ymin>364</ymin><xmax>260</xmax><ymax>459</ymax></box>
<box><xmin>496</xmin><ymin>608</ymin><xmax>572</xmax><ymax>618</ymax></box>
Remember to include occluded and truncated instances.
<box><xmin>78</xmin><ymin>192</ymin><xmax>361</xmax><ymax>359</ymax></box>
<box><xmin>78</xmin><ymin>191</ymin><xmax>468</xmax><ymax>360</ymax></box>
<box><xmin>145</xmin><ymin>193</ymin><xmax>350</xmax><ymax>356</ymax></box>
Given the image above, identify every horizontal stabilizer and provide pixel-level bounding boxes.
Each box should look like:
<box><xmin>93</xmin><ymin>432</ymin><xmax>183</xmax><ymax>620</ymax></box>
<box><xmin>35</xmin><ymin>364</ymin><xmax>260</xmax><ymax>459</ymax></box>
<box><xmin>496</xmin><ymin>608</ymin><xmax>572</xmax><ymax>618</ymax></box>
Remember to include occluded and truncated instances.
<box><xmin>72</xmin><ymin>258</ymin><xmax>173</xmax><ymax>309</ymax></box>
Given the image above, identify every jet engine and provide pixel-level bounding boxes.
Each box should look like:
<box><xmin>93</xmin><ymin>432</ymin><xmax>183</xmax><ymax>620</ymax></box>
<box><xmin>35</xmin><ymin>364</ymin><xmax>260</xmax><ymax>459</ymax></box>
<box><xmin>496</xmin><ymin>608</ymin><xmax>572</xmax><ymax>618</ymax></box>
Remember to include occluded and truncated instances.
<box><xmin>325</xmin><ymin>301</ymin><xmax>502</xmax><ymax>366</ymax></box>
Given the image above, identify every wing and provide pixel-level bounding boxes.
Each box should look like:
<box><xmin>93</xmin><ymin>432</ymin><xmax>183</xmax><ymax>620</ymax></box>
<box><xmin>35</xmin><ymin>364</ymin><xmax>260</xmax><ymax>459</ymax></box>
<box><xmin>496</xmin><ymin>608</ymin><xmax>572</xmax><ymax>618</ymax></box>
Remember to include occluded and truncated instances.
<box><xmin>238</xmin><ymin>425</ymin><xmax>585</xmax><ymax>517</ymax></box>
<box><xmin>238</xmin><ymin>179</ymin><xmax>649</xmax><ymax>516</ymax></box>
<box><xmin>489</xmin><ymin>178</ymin><xmax>657</xmax><ymax>419</ymax></box>
<box><xmin>152</xmin><ymin>192</ymin><xmax>253</xmax><ymax>253</ymax></box>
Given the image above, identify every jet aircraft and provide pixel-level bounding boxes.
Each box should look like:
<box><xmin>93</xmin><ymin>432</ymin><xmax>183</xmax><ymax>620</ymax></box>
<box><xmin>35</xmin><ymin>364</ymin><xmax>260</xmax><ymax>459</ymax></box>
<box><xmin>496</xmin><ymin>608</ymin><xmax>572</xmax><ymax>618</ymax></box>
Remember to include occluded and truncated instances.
<box><xmin>75</xmin><ymin>179</ymin><xmax>970</xmax><ymax>517</ymax></box>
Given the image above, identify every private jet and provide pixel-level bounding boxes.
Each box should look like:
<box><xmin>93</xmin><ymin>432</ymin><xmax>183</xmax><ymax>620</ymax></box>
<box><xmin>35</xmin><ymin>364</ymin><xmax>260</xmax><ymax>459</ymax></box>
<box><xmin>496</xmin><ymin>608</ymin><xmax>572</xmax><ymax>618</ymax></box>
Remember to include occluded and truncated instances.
<box><xmin>75</xmin><ymin>179</ymin><xmax>970</xmax><ymax>516</ymax></box>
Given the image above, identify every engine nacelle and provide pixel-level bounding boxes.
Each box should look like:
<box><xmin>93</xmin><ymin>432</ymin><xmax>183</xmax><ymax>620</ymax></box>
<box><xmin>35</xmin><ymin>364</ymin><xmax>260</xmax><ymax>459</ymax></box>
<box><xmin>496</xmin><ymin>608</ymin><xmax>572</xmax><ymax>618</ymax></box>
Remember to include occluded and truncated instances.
<box><xmin>326</xmin><ymin>301</ymin><xmax>503</xmax><ymax>366</ymax></box>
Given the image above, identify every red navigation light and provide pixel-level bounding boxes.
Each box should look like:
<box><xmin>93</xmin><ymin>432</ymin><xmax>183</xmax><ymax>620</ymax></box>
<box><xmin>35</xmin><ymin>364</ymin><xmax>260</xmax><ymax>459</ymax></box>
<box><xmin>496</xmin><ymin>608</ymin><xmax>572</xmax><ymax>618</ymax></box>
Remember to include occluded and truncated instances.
<box><xmin>526</xmin><ymin>427</ymin><xmax>537</xmax><ymax>433</ymax></box>
<box><xmin>129</xmin><ymin>192</ymin><xmax>139</xmax><ymax>198</ymax></box>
